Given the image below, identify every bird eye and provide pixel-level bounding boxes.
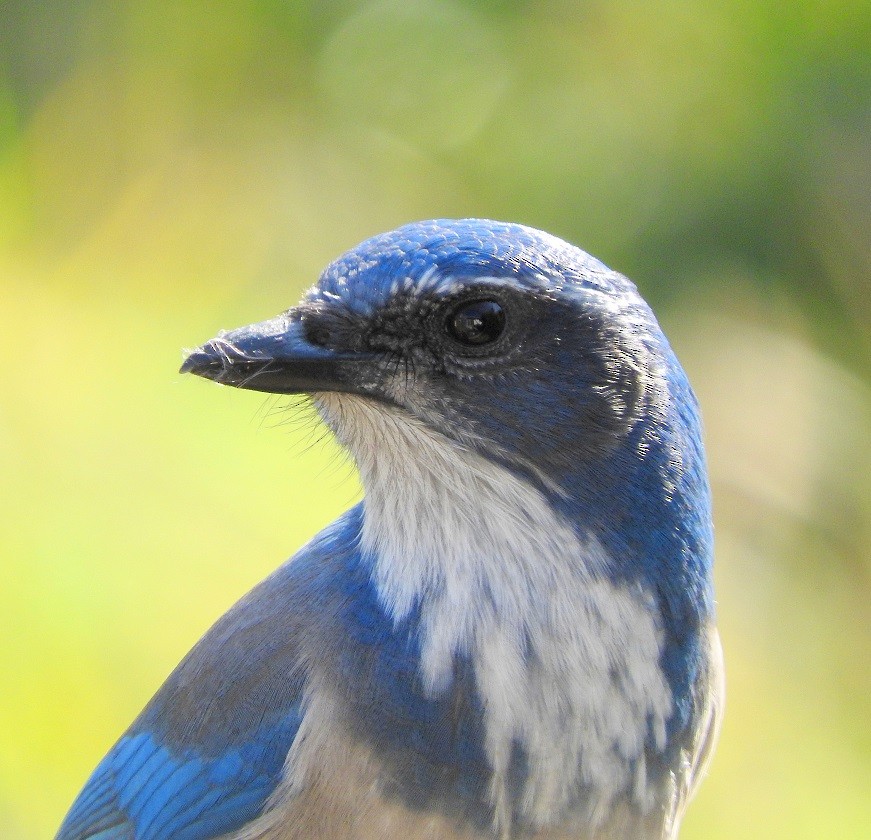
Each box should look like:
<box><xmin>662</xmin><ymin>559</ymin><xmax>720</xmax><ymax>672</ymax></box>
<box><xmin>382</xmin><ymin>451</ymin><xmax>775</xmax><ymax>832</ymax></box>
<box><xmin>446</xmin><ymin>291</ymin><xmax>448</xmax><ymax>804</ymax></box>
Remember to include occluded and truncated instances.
<box><xmin>446</xmin><ymin>299</ymin><xmax>506</xmax><ymax>346</ymax></box>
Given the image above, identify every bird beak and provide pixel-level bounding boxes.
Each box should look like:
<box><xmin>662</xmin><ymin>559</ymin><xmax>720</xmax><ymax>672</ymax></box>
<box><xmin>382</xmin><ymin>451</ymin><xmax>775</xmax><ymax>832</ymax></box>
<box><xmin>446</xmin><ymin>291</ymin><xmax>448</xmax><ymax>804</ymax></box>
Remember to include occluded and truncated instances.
<box><xmin>180</xmin><ymin>314</ymin><xmax>375</xmax><ymax>395</ymax></box>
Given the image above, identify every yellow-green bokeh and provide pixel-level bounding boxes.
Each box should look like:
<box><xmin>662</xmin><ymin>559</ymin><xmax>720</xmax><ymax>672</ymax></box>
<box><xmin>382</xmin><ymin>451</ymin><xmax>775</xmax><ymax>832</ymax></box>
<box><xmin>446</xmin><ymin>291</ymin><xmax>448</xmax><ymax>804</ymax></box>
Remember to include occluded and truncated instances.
<box><xmin>1</xmin><ymin>2</ymin><xmax>868</xmax><ymax>837</ymax></box>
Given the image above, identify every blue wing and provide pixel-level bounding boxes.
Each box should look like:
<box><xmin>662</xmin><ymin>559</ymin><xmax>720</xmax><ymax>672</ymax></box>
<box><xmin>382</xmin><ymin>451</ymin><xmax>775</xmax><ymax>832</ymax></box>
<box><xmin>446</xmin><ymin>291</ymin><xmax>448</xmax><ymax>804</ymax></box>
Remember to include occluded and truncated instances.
<box><xmin>55</xmin><ymin>504</ymin><xmax>493</xmax><ymax>839</ymax></box>
<box><xmin>52</xmin><ymin>507</ymin><xmax>367</xmax><ymax>840</ymax></box>
<box><xmin>55</xmin><ymin>720</ymin><xmax>300</xmax><ymax>840</ymax></box>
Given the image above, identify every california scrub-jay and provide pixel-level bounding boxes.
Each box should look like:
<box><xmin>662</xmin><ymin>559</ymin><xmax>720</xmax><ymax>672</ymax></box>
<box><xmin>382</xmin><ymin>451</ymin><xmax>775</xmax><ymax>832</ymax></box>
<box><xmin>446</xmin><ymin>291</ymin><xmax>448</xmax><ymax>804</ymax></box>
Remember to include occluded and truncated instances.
<box><xmin>56</xmin><ymin>219</ymin><xmax>723</xmax><ymax>840</ymax></box>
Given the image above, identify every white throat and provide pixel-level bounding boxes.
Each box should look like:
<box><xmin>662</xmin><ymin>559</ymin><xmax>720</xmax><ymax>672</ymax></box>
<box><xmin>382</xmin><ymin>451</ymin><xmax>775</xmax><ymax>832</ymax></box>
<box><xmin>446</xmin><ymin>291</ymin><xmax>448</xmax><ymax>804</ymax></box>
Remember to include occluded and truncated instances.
<box><xmin>315</xmin><ymin>393</ymin><xmax>673</xmax><ymax>827</ymax></box>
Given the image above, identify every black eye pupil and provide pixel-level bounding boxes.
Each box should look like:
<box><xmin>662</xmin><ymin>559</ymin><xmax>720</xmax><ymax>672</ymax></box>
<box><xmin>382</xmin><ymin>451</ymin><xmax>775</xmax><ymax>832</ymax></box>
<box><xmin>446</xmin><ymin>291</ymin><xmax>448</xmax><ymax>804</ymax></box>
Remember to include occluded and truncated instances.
<box><xmin>447</xmin><ymin>299</ymin><xmax>506</xmax><ymax>346</ymax></box>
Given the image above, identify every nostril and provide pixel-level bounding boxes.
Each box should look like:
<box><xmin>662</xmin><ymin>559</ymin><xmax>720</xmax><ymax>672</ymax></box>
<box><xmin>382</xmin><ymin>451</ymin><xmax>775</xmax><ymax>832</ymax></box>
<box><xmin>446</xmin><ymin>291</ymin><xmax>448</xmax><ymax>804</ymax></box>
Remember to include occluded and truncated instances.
<box><xmin>301</xmin><ymin>317</ymin><xmax>333</xmax><ymax>348</ymax></box>
<box><xmin>310</xmin><ymin>328</ymin><xmax>332</xmax><ymax>347</ymax></box>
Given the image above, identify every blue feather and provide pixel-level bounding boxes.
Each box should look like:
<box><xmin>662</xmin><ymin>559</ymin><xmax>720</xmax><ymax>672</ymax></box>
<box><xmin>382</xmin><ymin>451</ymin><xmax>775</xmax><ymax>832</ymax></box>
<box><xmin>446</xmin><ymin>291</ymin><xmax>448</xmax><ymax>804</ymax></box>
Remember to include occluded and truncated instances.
<box><xmin>55</xmin><ymin>719</ymin><xmax>301</xmax><ymax>840</ymax></box>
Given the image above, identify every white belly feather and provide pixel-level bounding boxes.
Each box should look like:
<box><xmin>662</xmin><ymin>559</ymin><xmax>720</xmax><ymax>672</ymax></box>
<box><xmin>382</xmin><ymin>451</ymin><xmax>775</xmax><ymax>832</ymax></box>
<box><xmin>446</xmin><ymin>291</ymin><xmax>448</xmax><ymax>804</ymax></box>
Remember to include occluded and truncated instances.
<box><xmin>316</xmin><ymin>394</ymin><xmax>673</xmax><ymax>829</ymax></box>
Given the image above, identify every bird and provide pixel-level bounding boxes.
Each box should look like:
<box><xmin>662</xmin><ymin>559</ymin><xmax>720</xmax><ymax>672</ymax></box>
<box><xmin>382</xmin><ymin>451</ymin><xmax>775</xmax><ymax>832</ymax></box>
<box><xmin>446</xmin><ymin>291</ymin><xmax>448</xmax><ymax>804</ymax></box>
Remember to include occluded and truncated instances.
<box><xmin>55</xmin><ymin>219</ymin><xmax>723</xmax><ymax>840</ymax></box>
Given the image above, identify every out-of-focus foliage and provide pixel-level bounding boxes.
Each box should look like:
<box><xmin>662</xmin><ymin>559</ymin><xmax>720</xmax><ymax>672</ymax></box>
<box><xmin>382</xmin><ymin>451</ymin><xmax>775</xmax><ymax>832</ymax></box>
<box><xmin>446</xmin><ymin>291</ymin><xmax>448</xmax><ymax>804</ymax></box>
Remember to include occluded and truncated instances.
<box><xmin>0</xmin><ymin>2</ymin><xmax>868</xmax><ymax>838</ymax></box>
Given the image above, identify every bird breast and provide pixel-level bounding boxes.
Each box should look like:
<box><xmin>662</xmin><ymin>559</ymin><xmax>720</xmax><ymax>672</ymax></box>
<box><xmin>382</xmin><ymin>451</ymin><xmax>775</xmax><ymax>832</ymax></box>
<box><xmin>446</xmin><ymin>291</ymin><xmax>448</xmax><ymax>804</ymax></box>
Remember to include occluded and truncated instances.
<box><xmin>314</xmin><ymin>393</ymin><xmax>674</xmax><ymax>829</ymax></box>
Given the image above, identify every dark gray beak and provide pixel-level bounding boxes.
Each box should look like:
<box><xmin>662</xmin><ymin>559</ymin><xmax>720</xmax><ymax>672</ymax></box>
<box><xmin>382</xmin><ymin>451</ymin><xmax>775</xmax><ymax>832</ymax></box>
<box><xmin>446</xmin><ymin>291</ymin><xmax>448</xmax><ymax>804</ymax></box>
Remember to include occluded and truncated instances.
<box><xmin>181</xmin><ymin>314</ymin><xmax>375</xmax><ymax>395</ymax></box>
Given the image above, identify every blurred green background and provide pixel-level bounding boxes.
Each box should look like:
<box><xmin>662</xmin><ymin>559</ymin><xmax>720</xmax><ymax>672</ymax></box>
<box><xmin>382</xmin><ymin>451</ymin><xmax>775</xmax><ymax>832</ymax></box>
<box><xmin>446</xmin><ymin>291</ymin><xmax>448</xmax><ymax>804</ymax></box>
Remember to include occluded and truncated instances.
<box><xmin>1</xmin><ymin>1</ymin><xmax>869</xmax><ymax>837</ymax></box>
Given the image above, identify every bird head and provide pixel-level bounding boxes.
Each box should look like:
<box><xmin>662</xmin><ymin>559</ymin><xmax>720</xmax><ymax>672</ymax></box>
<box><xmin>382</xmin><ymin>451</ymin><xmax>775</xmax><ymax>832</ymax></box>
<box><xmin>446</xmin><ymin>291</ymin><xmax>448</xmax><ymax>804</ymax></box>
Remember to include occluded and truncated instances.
<box><xmin>182</xmin><ymin>219</ymin><xmax>680</xmax><ymax>499</ymax></box>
